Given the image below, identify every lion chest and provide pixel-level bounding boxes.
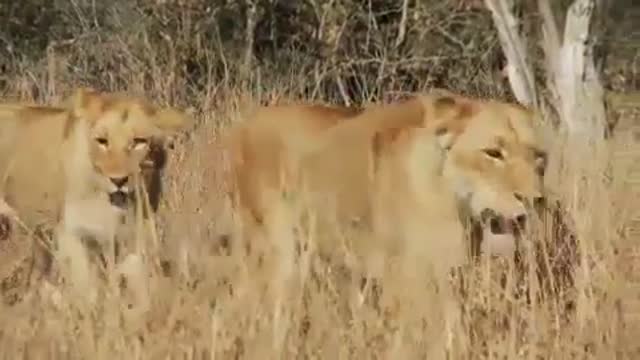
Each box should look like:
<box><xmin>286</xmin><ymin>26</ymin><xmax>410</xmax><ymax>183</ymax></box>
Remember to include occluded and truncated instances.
<box><xmin>62</xmin><ymin>194</ymin><xmax>124</xmax><ymax>244</ymax></box>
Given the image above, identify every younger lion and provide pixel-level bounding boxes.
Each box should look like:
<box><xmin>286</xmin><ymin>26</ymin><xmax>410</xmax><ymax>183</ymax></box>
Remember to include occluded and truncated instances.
<box><xmin>0</xmin><ymin>88</ymin><xmax>191</xmax><ymax>300</ymax></box>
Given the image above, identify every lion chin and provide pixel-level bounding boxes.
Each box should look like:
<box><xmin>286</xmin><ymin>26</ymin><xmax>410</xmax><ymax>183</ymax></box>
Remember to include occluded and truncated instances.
<box><xmin>108</xmin><ymin>191</ymin><xmax>130</xmax><ymax>209</ymax></box>
<box><xmin>480</xmin><ymin>228</ymin><xmax>519</xmax><ymax>257</ymax></box>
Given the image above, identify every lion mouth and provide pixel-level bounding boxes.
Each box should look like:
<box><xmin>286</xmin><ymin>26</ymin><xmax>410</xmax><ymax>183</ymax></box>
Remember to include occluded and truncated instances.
<box><xmin>479</xmin><ymin>209</ymin><xmax>526</xmax><ymax>236</ymax></box>
<box><xmin>109</xmin><ymin>191</ymin><xmax>129</xmax><ymax>209</ymax></box>
<box><xmin>487</xmin><ymin>217</ymin><xmax>516</xmax><ymax>235</ymax></box>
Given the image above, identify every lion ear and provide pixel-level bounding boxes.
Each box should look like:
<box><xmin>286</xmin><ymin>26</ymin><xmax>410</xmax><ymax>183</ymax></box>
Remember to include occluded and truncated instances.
<box><xmin>66</xmin><ymin>87</ymin><xmax>104</xmax><ymax>122</ymax></box>
<box><xmin>434</xmin><ymin>125</ymin><xmax>456</xmax><ymax>151</ymax></box>
<box><xmin>152</xmin><ymin>107</ymin><xmax>193</xmax><ymax>134</ymax></box>
<box><xmin>431</xmin><ymin>95</ymin><xmax>474</xmax><ymax>151</ymax></box>
<box><xmin>367</xmin><ymin>97</ymin><xmax>426</xmax><ymax>173</ymax></box>
<box><xmin>370</xmin><ymin>126</ymin><xmax>409</xmax><ymax>177</ymax></box>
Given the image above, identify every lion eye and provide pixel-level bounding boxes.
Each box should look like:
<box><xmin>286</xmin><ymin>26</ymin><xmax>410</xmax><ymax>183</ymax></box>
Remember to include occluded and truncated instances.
<box><xmin>95</xmin><ymin>137</ymin><xmax>109</xmax><ymax>147</ymax></box>
<box><xmin>483</xmin><ymin>148</ymin><xmax>503</xmax><ymax>160</ymax></box>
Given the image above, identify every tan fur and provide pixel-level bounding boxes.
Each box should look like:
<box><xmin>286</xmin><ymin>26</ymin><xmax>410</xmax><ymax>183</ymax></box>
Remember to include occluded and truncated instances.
<box><xmin>228</xmin><ymin>92</ymin><xmax>548</xmax><ymax>273</ymax></box>
<box><xmin>228</xmin><ymin>103</ymin><xmax>363</xmax><ymax>228</ymax></box>
<box><xmin>0</xmin><ymin>88</ymin><xmax>191</xmax><ymax>297</ymax></box>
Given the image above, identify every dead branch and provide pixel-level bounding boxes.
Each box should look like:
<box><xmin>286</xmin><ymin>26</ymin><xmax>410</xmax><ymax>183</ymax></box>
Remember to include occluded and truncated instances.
<box><xmin>243</xmin><ymin>0</ymin><xmax>258</xmax><ymax>78</ymax></box>
<box><xmin>395</xmin><ymin>0</ymin><xmax>410</xmax><ymax>48</ymax></box>
<box><xmin>484</xmin><ymin>0</ymin><xmax>537</xmax><ymax>107</ymax></box>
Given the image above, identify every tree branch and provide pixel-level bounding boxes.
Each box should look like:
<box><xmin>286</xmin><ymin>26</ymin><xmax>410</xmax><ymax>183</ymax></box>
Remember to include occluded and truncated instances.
<box><xmin>395</xmin><ymin>0</ymin><xmax>410</xmax><ymax>48</ymax></box>
<box><xmin>243</xmin><ymin>0</ymin><xmax>258</xmax><ymax>78</ymax></box>
<box><xmin>484</xmin><ymin>0</ymin><xmax>537</xmax><ymax>107</ymax></box>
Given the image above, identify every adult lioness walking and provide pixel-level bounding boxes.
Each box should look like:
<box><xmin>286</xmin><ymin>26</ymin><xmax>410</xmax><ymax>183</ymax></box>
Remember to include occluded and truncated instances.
<box><xmin>0</xmin><ymin>88</ymin><xmax>191</xmax><ymax>302</ymax></box>
<box><xmin>229</xmin><ymin>91</ymin><xmax>547</xmax><ymax>276</ymax></box>
<box><xmin>229</xmin><ymin>91</ymin><xmax>552</xmax><ymax>356</ymax></box>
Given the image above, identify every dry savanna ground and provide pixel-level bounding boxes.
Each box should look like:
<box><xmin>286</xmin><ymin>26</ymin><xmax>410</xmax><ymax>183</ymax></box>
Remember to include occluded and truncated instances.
<box><xmin>0</xmin><ymin>14</ymin><xmax>639</xmax><ymax>360</ymax></box>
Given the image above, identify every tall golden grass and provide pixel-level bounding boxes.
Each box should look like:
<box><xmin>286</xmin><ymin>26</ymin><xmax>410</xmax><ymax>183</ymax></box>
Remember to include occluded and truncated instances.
<box><xmin>0</xmin><ymin>26</ymin><xmax>638</xmax><ymax>360</ymax></box>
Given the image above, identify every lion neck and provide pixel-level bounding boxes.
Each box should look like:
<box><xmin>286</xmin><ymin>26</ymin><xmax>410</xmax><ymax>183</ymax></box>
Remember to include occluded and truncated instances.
<box><xmin>371</xmin><ymin>128</ymin><xmax>466</xmax><ymax>269</ymax></box>
<box><xmin>62</xmin><ymin>116</ymin><xmax>103</xmax><ymax>200</ymax></box>
<box><xmin>403</xmin><ymin>129</ymin><xmax>457</xmax><ymax>209</ymax></box>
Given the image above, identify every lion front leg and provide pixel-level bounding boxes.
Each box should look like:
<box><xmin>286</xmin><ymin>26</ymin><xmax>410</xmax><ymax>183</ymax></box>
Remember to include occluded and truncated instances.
<box><xmin>53</xmin><ymin>224</ymin><xmax>98</xmax><ymax>307</ymax></box>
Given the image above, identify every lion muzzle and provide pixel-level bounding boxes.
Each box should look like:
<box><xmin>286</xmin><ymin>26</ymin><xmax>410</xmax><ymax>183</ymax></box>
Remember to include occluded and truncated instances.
<box><xmin>479</xmin><ymin>208</ymin><xmax>527</xmax><ymax>236</ymax></box>
<box><xmin>108</xmin><ymin>191</ymin><xmax>129</xmax><ymax>208</ymax></box>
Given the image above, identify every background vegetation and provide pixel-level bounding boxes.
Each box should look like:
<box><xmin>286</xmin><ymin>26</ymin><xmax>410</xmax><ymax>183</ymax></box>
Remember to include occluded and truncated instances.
<box><xmin>0</xmin><ymin>0</ymin><xmax>638</xmax><ymax>358</ymax></box>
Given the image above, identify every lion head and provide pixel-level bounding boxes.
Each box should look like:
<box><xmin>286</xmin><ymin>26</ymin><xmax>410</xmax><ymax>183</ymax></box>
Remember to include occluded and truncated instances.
<box><xmin>66</xmin><ymin>88</ymin><xmax>191</xmax><ymax>208</ymax></box>
<box><xmin>424</xmin><ymin>94</ymin><xmax>548</xmax><ymax>253</ymax></box>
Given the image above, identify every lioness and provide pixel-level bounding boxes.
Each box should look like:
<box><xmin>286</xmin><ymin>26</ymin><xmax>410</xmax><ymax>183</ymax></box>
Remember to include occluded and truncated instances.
<box><xmin>0</xmin><ymin>88</ymin><xmax>191</xmax><ymax>298</ymax></box>
<box><xmin>229</xmin><ymin>92</ymin><xmax>547</xmax><ymax>276</ymax></box>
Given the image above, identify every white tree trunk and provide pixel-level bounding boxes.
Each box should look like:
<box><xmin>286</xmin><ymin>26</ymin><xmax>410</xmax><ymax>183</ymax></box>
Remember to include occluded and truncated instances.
<box><xmin>541</xmin><ymin>0</ymin><xmax>606</xmax><ymax>137</ymax></box>
<box><xmin>395</xmin><ymin>0</ymin><xmax>410</xmax><ymax>48</ymax></box>
<box><xmin>484</xmin><ymin>0</ymin><xmax>537</xmax><ymax>107</ymax></box>
<box><xmin>486</xmin><ymin>0</ymin><xmax>606</xmax><ymax>138</ymax></box>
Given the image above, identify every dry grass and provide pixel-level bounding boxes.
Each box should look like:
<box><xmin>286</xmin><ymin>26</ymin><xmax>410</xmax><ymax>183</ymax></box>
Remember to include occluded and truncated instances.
<box><xmin>0</xmin><ymin>15</ymin><xmax>639</xmax><ymax>360</ymax></box>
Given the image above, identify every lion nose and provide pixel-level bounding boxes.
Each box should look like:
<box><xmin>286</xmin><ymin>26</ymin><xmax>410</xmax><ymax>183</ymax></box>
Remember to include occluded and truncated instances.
<box><xmin>110</xmin><ymin>176</ymin><xmax>129</xmax><ymax>188</ymax></box>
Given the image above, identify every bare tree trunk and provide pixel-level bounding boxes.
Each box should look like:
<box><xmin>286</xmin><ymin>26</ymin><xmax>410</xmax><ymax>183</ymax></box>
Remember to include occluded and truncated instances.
<box><xmin>243</xmin><ymin>0</ymin><xmax>259</xmax><ymax>80</ymax></box>
<box><xmin>540</xmin><ymin>0</ymin><xmax>606</xmax><ymax>137</ymax></box>
<box><xmin>395</xmin><ymin>0</ymin><xmax>410</xmax><ymax>48</ymax></box>
<box><xmin>485</xmin><ymin>0</ymin><xmax>606</xmax><ymax>138</ymax></box>
<box><xmin>484</xmin><ymin>0</ymin><xmax>537</xmax><ymax>107</ymax></box>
